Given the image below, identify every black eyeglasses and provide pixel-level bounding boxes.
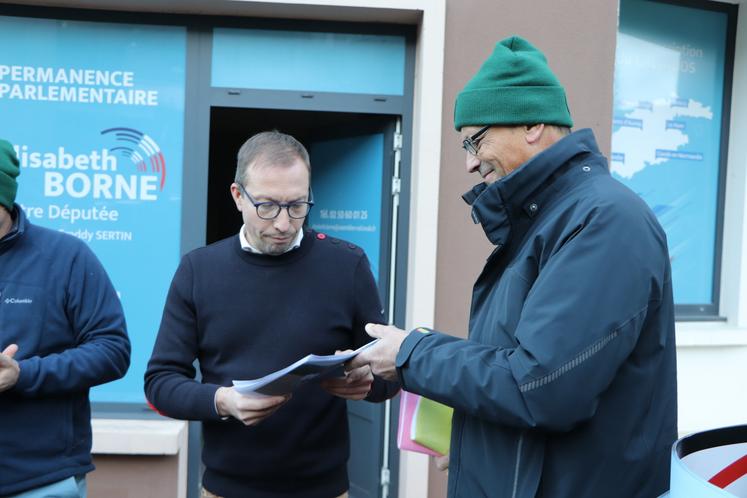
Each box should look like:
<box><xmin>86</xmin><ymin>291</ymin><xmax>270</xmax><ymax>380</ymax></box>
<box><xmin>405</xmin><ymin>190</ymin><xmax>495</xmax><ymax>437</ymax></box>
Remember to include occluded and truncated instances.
<box><xmin>237</xmin><ymin>183</ymin><xmax>314</xmax><ymax>220</ymax></box>
<box><xmin>462</xmin><ymin>125</ymin><xmax>491</xmax><ymax>156</ymax></box>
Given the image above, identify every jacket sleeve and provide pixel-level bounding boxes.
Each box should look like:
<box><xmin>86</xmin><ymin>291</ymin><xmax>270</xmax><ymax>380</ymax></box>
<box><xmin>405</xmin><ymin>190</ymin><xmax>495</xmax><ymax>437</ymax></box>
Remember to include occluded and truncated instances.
<box><xmin>352</xmin><ymin>254</ymin><xmax>400</xmax><ymax>402</ymax></box>
<box><xmin>144</xmin><ymin>255</ymin><xmax>223</xmax><ymax>421</ymax></box>
<box><xmin>13</xmin><ymin>243</ymin><xmax>130</xmax><ymax>397</ymax></box>
<box><xmin>396</xmin><ymin>207</ymin><xmax>669</xmax><ymax>431</ymax></box>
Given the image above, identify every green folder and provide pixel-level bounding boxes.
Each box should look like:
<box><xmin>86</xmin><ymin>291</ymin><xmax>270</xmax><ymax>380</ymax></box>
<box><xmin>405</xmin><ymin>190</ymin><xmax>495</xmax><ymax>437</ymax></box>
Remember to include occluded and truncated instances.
<box><xmin>411</xmin><ymin>396</ymin><xmax>453</xmax><ymax>455</ymax></box>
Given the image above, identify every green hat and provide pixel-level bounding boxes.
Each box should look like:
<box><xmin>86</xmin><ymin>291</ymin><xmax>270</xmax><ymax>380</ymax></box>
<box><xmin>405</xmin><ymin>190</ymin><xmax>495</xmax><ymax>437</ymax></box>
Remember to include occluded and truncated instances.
<box><xmin>454</xmin><ymin>36</ymin><xmax>573</xmax><ymax>130</ymax></box>
<box><xmin>0</xmin><ymin>139</ymin><xmax>20</xmax><ymax>210</ymax></box>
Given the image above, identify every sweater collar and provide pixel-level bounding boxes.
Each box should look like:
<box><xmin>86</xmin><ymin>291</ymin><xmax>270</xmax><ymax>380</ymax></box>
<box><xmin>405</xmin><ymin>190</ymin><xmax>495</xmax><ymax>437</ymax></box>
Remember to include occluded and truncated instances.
<box><xmin>238</xmin><ymin>224</ymin><xmax>304</xmax><ymax>254</ymax></box>
<box><xmin>234</xmin><ymin>227</ymin><xmax>315</xmax><ymax>266</ymax></box>
<box><xmin>462</xmin><ymin>128</ymin><xmax>602</xmax><ymax>247</ymax></box>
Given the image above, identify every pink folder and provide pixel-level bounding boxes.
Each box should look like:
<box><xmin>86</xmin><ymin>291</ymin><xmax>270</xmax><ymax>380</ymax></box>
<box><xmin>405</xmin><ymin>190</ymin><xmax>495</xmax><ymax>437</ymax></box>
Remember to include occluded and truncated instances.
<box><xmin>397</xmin><ymin>390</ymin><xmax>442</xmax><ymax>456</ymax></box>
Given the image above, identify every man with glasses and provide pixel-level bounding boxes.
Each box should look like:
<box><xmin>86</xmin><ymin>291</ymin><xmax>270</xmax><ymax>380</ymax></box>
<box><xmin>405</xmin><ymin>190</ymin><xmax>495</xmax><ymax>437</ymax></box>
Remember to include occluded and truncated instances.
<box><xmin>145</xmin><ymin>131</ymin><xmax>398</xmax><ymax>498</ymax></box>
<box><xmin>351</xmin><ymin>36</ymin><xmax>677</xmax><ymax>497</ymax></box>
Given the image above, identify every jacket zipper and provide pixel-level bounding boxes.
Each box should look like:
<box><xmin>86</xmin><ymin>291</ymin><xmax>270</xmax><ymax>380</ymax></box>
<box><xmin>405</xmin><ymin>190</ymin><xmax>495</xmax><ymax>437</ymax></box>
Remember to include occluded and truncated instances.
<box><xmin>511</xmin><ymin>433</ymin><xmax>524</xmax><ymax>498</ymax></box>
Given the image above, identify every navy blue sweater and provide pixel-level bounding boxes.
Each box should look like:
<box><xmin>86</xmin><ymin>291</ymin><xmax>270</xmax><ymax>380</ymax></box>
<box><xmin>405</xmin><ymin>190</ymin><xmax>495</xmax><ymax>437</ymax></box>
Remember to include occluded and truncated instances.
<box><xmin>145</xmin><ymin>230</ymin><xmax>398</xmax><ymax>498</ymax></box>
<box><xmin>0</xmin><ymin>205</ymin><xmax>131</xmax><ymax>496</ymax></box>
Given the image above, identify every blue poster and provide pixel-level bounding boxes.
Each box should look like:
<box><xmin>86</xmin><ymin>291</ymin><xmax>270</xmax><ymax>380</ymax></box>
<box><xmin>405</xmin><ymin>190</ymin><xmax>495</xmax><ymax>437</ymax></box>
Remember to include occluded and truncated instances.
<box><xmin>612</xmin><ymin>0</ymin><xmax>728</xmax><ymax>305</ymax></box>
<box><xmin>0</xmin><ymin>16</ymin><xmax>186</xmax><ymax>403</ymax></box>
<box><xmin>307</xmin><ymin>134</ymin><xmax>384</xmax><ymax>281</ymax></box>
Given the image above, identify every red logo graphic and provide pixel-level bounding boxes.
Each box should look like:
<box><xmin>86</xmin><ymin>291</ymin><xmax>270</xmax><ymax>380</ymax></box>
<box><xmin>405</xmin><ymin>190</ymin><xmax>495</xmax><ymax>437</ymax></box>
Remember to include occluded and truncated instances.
<box><xmin>101</xmin><ymin>127</ymin><xmax>167</xmax><ymax>190</ymax></box>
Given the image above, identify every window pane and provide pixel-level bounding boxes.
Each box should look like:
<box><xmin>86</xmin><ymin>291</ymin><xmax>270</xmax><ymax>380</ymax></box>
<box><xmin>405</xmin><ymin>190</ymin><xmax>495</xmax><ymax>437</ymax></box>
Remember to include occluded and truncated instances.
<box><xmin>212</xmin><ymin>28</ymin><xmax>406</xmax><ymax>96</ymax></box>
<box><xmin>611</xmin><ymin>0</ymin><xmax>732</xmax><ymax>311</ymax></box>
<box><xmin>0</xmin><ymin>15</ymin><xmax>187</xmax><ymax>402</ymax></box>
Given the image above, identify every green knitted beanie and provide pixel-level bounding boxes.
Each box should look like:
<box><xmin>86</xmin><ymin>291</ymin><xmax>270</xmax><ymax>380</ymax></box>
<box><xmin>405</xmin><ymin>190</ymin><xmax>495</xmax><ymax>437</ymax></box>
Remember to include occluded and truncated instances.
<box><xmin>454</xmin><ymin>36</ymin><xmax>573</xmax><ymax>130</ymax></box>
<box><xmin>0</xmin><ymin>139</ymin><xmax>20</xmax><ymax>211</ymax></box>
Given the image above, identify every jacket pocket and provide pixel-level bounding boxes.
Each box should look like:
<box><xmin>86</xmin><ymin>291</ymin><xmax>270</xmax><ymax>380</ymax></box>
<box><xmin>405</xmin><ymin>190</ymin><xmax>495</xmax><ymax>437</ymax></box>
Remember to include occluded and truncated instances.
<box><xmin>70</xmin><ymin>393</ymin><xmax>91</xmax><ymax>455</ymax></box>
<box><xmin>511</xmin><ymin>433</ymin><xmax>524</xmax><ymax>498</ymax></box>
<box><xmin>0</xmin><ymin>396</ymin><xmax>73</xmax><ymax>462</ymax></box>
<box><xmin>512</xmin><ymin>430</ymin><xmax>545</xmax><ymax>498</ymax></box>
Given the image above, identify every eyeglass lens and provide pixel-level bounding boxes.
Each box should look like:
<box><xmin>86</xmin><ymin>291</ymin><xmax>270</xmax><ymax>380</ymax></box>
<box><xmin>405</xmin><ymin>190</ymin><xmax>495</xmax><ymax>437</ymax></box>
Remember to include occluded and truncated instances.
<box><xmin>463</xmin><ymin>125</ymin><xmax>491</xmax><ymax>155</ymax></box>
<box><xmin>256</xmin><ymin>202</ymin><xmax>310</xmax><ymax>220</ymax></box>
<box><xmin>238</xmin><ymin>183</ymin><xmax>312</xmax><ymax>220</ymax></box>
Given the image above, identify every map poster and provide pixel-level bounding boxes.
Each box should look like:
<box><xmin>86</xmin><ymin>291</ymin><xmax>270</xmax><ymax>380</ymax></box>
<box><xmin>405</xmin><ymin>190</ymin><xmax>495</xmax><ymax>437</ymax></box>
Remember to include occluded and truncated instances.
<box><xmin>612</xmin><ymin>0</ymin><xmax>731</xmax><ymax>307</ymax></box>
<box><xmin>0</xmin><ymin>16</ymin><xmax>186</xmax><ymax>403</ymax></box>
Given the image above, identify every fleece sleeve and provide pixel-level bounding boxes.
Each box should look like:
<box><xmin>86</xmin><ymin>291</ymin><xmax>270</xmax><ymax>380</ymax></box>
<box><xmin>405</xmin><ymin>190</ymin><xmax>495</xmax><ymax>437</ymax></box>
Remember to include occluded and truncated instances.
<box><xmin>14</xmin><ymin>243</ymin><xmax>130</xmax><ymax>396</ymax></box>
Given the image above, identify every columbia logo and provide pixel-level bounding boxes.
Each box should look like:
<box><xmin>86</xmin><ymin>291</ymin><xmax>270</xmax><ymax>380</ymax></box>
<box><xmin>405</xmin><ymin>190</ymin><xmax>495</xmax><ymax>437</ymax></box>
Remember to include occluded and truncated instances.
<box><xmin>4</xmin><ymin>298</ymin><xmax>33</xmax><ymax>304</ymax></box>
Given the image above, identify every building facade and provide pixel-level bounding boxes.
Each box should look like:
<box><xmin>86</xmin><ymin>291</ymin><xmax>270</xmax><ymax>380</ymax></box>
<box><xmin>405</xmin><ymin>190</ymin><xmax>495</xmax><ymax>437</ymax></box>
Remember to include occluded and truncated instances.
<box><xmin>1</xmin><ymin>0</ymin><xmax>745</xmax><ymax>497</ymax></box>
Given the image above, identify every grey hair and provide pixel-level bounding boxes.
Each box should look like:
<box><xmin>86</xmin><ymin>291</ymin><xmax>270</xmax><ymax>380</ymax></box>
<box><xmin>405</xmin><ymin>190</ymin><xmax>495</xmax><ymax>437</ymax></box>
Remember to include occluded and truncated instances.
<box><xmin>550</xmin><ymin>125</ymin><xmax>572</xmax><ymax>136</ymax></box>
<box><xmin>234</xmin><ymin>130</ymin><xmax>311</xmax><ymax>186</ymax></box>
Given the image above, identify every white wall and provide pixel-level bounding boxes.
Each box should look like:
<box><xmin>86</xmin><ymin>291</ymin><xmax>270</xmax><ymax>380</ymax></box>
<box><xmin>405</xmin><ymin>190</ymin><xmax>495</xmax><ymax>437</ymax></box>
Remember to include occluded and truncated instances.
<box><xmin>676</xmin><ymin>0</ymin><xmax>747</xmax><ymax>437</ymax></box>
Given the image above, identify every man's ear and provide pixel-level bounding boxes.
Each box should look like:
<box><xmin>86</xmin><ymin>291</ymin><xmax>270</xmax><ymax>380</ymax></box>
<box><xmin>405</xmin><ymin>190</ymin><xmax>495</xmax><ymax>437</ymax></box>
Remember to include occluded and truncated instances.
<box><xmin>230</xmin><ymin>183</ymin><xmax>243</xmax><ymax>212</ymax></box>
<box><xmin>525</xmin><ymin>124</ymin><xmax>545</xmax><ymax>145</ymax></box>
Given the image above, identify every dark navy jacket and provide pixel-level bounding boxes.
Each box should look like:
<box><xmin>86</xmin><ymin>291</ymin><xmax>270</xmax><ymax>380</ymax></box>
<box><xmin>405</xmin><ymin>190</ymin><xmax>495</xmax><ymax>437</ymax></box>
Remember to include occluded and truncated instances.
<box><xmin>396</xmin><ymin>130</ymin><xmax>677</xmax><ymax>498</ymax></box>
<box><xmin>0</xmin><ymin>205</ymin><xmax>130</xmax><ymax>496</ymax></box>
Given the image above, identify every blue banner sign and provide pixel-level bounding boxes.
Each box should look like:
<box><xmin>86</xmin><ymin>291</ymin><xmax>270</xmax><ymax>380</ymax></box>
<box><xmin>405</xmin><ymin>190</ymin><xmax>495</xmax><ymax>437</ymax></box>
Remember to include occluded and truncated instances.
<box><xmin>0</xmin><ymin>15</ymin><xmax>187</xmax><ymax>403</ymax></box>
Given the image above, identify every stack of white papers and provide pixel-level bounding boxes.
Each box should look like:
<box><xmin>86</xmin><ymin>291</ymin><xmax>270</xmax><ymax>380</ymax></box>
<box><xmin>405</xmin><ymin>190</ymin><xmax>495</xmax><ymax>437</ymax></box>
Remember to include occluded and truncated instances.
<box><xmin>232</xmin><ymin>339</ymin><xmax>380</xmax><ymax>396</ymax></box>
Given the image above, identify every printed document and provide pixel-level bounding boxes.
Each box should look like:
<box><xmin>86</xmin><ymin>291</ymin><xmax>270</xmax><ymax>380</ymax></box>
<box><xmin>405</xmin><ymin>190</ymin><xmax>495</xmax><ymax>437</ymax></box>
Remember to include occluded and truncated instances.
<box><xmin>232</xmin><ymin>339</ymin><xmax>380</xmax><ymax>396</ymax></box>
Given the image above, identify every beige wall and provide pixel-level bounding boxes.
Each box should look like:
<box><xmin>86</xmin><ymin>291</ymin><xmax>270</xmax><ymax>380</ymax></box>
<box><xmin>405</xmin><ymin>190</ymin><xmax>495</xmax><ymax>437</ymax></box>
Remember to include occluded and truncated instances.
<box><xmin>430</xmin><ymin>0</ymin><xmax>619</xmax><ymax>495</ymax></box>
<box><xmin>89</xmin><ymin>455</ymin><xmax>180</xmax><ymax>498</ymax></box>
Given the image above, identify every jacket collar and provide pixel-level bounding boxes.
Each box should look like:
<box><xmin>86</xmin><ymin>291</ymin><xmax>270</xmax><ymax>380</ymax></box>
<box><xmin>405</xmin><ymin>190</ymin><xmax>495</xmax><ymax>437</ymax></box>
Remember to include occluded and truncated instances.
<box><xmin>462</xmin><ymin>128</ymin><xmax>602</xmax><ymax>247</ymax></box>
<box><xmin>0</xmin><ymin>204</ymin><xmax>26</xmax><ymax>252</ymax></box>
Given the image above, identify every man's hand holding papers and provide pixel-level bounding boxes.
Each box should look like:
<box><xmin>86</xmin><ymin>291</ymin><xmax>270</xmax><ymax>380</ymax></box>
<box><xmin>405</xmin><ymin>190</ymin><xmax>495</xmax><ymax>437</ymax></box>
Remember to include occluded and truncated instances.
<box><xmin>215</xmin><ymin>387</ymin><xmax>290</xmax><ymax>426</ymax></box>
<box><xmin>231</xmin><ymin>339</ymin><xmax>381</xmax><ymax>398</ymax></box>
<box><xmin>320</xmin><ymin>358</ymin><xmax>374</xmax><ymax>400</ymax></box>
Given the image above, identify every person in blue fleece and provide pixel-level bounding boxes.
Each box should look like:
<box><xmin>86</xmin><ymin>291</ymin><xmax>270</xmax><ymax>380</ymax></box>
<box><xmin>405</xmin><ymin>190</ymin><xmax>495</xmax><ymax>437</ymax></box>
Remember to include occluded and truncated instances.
<box><xmin>0</xmin><ymin>139</ymin><xmax>131</xmax><ymax>498</ymax></box>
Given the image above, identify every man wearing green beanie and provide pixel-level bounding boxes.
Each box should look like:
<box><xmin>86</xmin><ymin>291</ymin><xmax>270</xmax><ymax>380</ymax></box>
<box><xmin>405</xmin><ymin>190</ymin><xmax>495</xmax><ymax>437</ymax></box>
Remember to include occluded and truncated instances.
<box><xmin>0</xmin><ymin>139</ymin><xmax>130</xmax><ymax>497</ymax></box>
<box><xmin>350</xmin><ymin>36</ymin><xmax>676</xmax><ymax>498</ymax></box>
<box><xmin>0</xmin><ymin>139</ymin><xmax>20</xmax><ymax>235</ymax></box>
